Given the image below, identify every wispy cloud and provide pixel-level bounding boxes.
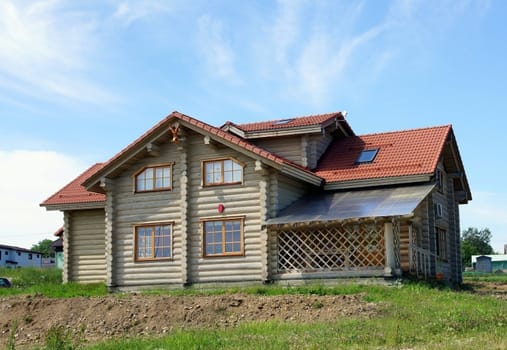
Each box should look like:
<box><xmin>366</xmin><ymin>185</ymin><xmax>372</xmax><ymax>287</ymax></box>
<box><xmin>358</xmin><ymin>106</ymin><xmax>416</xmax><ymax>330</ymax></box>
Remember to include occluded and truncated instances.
<box><xmin>113</xmin><ymin>0</ymin><xmax>174</xmax><ymax>26</ymax></box>
<box><xmin>0</xmin><ymin>0</ymin><xmax>116</xmax><ymax>105</ymax></box>
<box><xmin>196</xmin><ymin>14</ymin><xmax>241</xmax><ymax>85</ymax></box>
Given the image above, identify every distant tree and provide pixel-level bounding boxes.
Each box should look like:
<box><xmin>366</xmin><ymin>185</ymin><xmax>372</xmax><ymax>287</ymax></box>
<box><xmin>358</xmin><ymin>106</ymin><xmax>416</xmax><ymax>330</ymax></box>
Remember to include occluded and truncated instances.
<box><xmin>31</xmin><ymin>239</ymin><xmax>55</xmax><ymax>258</ymax></box>
<box><xmin>461</xmin><ymin>227</ymin><xmax>494</xmax><ymax>268</ymax></box>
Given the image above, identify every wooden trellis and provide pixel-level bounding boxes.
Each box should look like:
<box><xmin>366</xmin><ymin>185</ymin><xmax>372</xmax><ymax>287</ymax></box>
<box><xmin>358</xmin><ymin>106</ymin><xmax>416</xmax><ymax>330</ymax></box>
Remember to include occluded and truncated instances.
<box><xmin>277</xmin><ymin>221</ymin><xmax>385</xmax><ymax>273</ymax></box>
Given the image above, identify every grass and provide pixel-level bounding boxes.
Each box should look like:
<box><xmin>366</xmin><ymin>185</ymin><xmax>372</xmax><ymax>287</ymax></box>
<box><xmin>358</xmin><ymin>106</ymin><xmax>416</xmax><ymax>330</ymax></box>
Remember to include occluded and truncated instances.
<box><xmin>0</xmin><ymin>267</ymin><xmax>107</xmax><ymax>298</ymax></box>
<box><xmin>2</xmin><ymin>268</ymin><xmax>506</xmax><ymax>349</ymax></box>
<box><xmin>88</xmin><ymin>281</ymin><xmax>507</xmax><ymax>350</ymax></box>
<box><xmin>462</xmin><ymin>270</ymin><xmax>507</xmax><ymax>283</ymax></box>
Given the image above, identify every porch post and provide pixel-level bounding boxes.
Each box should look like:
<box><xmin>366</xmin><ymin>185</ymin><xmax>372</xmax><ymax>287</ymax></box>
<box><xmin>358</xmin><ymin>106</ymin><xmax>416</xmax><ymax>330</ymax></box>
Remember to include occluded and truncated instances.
<box><xmin>384</xmin><ymin>222</ymin><xmax>395</xmax><ymax>277</ymax></box>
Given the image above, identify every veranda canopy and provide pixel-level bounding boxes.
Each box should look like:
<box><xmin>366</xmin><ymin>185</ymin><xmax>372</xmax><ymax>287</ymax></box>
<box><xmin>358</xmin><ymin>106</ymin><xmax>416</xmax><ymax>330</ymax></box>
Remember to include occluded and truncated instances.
<box><xmin>267</xmin><ymin>183</ymin><xmax>435</xmax><ymax>225</ymax></box>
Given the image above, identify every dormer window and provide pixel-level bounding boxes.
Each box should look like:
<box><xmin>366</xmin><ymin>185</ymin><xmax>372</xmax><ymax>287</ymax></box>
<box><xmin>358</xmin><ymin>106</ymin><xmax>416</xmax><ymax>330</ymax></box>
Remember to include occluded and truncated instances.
<box><xmin>203</xmin><ymin>158</ymin><xmax>244</xmax><ymax>186</ymax></box>
<box><xmin>356</xmin><ymin>148</ymin><xmax>379</xmax><ymax>164</ymax></box>
<box><xmin>134</xmin><ymin>164</ymin><xmax>173</xmax><ymax>192</ymax></box>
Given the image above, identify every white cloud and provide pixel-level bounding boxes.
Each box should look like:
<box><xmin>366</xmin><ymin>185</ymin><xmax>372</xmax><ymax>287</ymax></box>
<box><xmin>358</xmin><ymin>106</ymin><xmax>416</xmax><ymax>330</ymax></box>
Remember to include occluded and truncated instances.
<box><xmin>0</xmin><ymin>0</ymin><xmax>116</xmax><ymax>105</ymax></box>
<box><xmin>295</xmin><ymin>25</ymin><xmax>384</xmax><ymax>104</ymax></box>
<box><xmin>0</xmin><ymin>150</ymin><xmax>86</xmax><ymax>249</ymax></box>
<box><xmin>197</xmin><ymin>14</ymin><xmax>241</xmax><ymax>85</ymax></box>
<box><xmin>113</xmin><ymin>0</ymin><xmax>174</xmax><ymax>26</ymax></box>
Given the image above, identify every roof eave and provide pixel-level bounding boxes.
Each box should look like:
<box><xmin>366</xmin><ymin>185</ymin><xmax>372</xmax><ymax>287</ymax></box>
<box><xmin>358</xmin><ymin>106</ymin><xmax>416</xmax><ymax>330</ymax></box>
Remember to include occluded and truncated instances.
<box><xmin>41</xmin><ymin>201</ymin><xmax>106</xmax><ymax>212</ymax></box>
<box><xmin>281</xmin><ymin>164</ymin><xmax>323</xmax><ymax>187</ymax></box>
<box><xmin>241</xmin><ymin>125</ymin><xmax>325</xmax><ymax>139</ymax></box>
<box><xmin>323</xmin><ymin>174</ymin><xmax>433</xmax><ymax>191</ymax></box>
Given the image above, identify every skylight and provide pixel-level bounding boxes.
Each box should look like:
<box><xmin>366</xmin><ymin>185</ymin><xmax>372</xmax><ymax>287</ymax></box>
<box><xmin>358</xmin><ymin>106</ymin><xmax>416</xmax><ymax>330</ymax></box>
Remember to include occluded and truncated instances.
<box><xmin>273</xmin><ymin>118</ymin><xmax>294</xmax><ymax>125</ymax></box>
<box><xmin>356</xmin><ymin>148</ymin><xmax>379</xmax><ymax>164</ymax></box>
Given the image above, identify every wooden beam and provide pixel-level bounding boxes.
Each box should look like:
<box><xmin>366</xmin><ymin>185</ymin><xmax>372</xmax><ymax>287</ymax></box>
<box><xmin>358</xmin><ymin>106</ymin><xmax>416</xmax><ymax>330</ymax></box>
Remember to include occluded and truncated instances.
<box><xmin>203</xmin><ymin>135</ymin><xmax>223</xmax><ymax>149</ymax></box>
<box><xmin>146</xmin><ymin>143</ymin><xmax>160</xmax><ymax>157</ymax></box>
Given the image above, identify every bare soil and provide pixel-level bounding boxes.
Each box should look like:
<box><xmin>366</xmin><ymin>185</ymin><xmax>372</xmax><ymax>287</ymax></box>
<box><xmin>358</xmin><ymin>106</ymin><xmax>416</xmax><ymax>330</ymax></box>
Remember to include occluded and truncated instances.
<box><xmin>0</xmin><ymin>292</ymin><xmax>378</xmax><ymax>348</ymax></box>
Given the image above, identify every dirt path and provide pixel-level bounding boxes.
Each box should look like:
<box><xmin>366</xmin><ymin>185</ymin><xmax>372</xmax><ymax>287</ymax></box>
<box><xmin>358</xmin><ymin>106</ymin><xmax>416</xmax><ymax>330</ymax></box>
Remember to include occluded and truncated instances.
<box><xmin>0</xmin><ymin>293</ymin><xmax>378</xmax><ymax>348</ymax></box>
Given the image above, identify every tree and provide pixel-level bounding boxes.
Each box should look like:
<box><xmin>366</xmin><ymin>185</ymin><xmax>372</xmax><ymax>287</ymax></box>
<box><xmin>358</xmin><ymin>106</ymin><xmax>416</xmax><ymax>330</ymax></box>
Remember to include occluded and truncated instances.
<box><xmin>461</xmin><ymin>227</ymin><xmax>494</xmax><ymax>268</ymax></box>
<box><xmin>31</xmin><ymin>239</ymin><xmax>55</xmax><ymax>258</ymax></box>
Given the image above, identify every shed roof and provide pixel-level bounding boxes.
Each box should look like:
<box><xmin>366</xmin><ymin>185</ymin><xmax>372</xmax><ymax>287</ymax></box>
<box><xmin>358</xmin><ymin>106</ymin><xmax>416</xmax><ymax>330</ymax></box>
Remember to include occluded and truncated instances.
<box><xmin>266</xmin><ymin>183</ymin><xmax>435</xmax><ymax>225</ymax></box>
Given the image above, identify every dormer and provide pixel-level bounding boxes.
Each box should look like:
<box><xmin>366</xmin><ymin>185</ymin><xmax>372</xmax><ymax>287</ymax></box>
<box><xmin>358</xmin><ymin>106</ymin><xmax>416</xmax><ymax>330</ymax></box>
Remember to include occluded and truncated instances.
<box><xmin>221</xmin><ymin>112</ymin><xmax>354</xmax><ymax>169</ymax></box>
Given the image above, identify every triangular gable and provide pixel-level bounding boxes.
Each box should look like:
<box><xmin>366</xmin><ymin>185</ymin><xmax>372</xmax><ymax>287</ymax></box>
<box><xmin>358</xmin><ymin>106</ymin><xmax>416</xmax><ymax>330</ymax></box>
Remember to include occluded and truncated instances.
<box><xmin>82</xmin><ymin>111</ymin><xmax>323</xmax><ymax>192</ymax></box>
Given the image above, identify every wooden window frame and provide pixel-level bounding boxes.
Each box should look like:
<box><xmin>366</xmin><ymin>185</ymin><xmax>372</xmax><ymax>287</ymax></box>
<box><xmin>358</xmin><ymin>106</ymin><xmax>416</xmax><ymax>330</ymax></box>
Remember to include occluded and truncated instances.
<box><xmin>133</xmin><ymin>163</ymin><xmax>174</xmax><ymax>193</ymax></box>
<box><xmin>201</xmin><ymin>217</ymin><xmax>245</xmax><ymax>257</ymax></box>
<box><xmin>436</xmin><ymin>227</ymin><xmax>448</xmax><ymax>262</ymax></box>
<box><xmin>134</xmin><ymin>222</ymin><xmax>174</xmax><ymax>262</ymax></box>
<box><xmin>202</xmin><ymin>158</ymin><xmax>244</xmax><ymax>187</ymax></box>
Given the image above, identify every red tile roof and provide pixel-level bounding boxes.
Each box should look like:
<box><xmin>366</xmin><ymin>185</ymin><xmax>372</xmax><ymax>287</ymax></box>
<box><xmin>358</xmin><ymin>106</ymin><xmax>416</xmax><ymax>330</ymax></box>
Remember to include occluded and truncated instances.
<box><xmin>223</xmin><ymin>112</ymin><xmax>351</xmax><ymax>133</ymax></box>
<box><xmin>40</xmin><ymin>163</ymin><xmax>106</xmax><ymax>207</ymax></box>
<box><xmin>315</xmin><ymin>125</ymin><xmax>451</xmax><ymax>183</ymax></box>
<box><xmin>82</xmin><ymin>111</ymin><xmax>322</xmax><ymax>191</ymax></box>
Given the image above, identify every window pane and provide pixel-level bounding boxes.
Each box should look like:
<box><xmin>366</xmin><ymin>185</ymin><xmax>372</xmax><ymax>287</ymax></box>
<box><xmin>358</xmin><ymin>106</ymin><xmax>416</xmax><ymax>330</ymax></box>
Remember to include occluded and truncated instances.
<box><xmin>233</xmin><ymin>243</ymin><xmax>241</xmax><ymax>252</ymax></box>
<box><xmin>225</xmin><ymin>243</ymin><xmax>233</xmax><ymax>252</ymax></box>
<box><xmin>223</xmin><ymin>160</ymin><xmax>232</xmax><ymax>171</ymax></box>
<box><xmin>233</xmin><ymin>221</ymin><xmax>241</xmax><ymax>231</ymax></box>
<box><xmin>145</xmin><ymin>168</ymin><xmax>154</xmax><ymax>179</ymax></box>
<box><xmin>213</xmin><ymin>232</ymin><xmax>222</xmax><ymax>243</ymax></box>
<box><xmin>224</xmin><ymin>172</ymin><xmax>233</xmax><ymax>183</ymax></box>
<box><xmin>226</xmin><ymin>231</ymin><xmax>233</xmax><ymax>242</ymax></box>
<box><xmin>137</xmin><ymin>177</ymin><xmax>145</xmax><ymax>191</ymax></box>
<box><xmin>232</xmin><ymin>161</ymin><xmax>242</xmax><ymax>171</ymax></box>
<box><xmin>145</xmin><ymin>179</ymin><xmax>153</xmax><ymax>191</ymax></box>
<box><xmin>233</xmin><ymin>231</ymin><xmax>241</xmax><ymax>242</ymax></box>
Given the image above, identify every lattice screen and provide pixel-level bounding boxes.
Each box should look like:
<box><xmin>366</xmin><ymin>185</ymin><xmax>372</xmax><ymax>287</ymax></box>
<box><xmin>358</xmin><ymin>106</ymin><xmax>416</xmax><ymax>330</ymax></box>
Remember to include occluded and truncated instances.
<box><xmin>277</xmin><ymin>221</ymin><xmax>385</xmax><ymax>273</ymax></box>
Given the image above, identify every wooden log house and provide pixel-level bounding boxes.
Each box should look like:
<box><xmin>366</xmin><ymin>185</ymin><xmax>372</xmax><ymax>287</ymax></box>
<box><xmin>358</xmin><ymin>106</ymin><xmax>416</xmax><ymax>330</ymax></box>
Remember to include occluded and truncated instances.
<box><xmin>41</xmin><ymin>111</ymin><xmax>471</xmax><ymax>290</ymax></box>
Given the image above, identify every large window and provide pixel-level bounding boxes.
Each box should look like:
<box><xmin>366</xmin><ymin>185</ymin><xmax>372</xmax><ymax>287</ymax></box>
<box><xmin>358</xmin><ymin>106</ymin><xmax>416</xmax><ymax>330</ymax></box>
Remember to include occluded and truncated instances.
<box><xmin>203</xmin><ymin>158</ymin><xmax>243</xmax><ymax>186</ymax></box>
<box><xmin>203</xmin><ymin>218</ymin><xmax>244</xmax><ymax>257</ymax></box>
<box><xmin>135</xmin><ymin>224</ymin><xmax>172</xmax><ymax>261</ymax></box>
<box><xmin>135</xmin><ymin>164</ymin><xmax>172</xmax><ymax>192</ymax></box>
<box><xmin>436</xmin><ymin>227</ymin><xmax>448</xmax><ymax>261</ymax></box>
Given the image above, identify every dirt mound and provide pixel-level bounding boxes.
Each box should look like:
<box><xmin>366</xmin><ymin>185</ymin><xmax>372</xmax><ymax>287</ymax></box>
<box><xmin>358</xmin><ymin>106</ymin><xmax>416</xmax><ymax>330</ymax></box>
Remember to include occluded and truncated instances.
<box><xmin>0</xmin><ymin>293</ymin><xmax>378</xmax><ymax>348</ymax></box>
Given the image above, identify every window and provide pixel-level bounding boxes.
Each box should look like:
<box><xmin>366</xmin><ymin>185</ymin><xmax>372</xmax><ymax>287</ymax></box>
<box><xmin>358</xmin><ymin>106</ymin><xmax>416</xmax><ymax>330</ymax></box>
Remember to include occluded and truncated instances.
<box><xmin>436</xmin><ymin>228</ymin><xmax>448</xmax><ymax>261</ymax></box>
<box><xmin>203</xmin><ymin>158</ymin><xmax>243</xmax><ymax>186</ymax></box>
<box><xmin>135</xmin><ymin>164</ymin><xmax>172</xmax><ymax>192</ymax></box>
<box><xmin>356</xmin><ymin>148</ymin><xmax>379</xmax><ymax>163</ymax></box>
<box><xmin>436</xmin><ymin>168</ymin><xmax>445</xmax><ymax>192</ymax></box>
<box><xmin>203</xmin><ymin>218</ymin><xmax>244</xmax><ymax>257</ymax></box>
<box><xmin>17</xmin><ymin>252</ymin><xmax>21</xmax><ymax>256</ymax></box>
<box><xmin>273</xmin><ymin>118</ymin><xmax>294</xmax><ymax>125</ymax></box>
<box><xmin>28</xmin><ymin>253</ymin><xmax>32</xmax><ymax>260</ymax></box>
<box><xmin>135</xmin><ymin>224</ymin><xmax>172</xmax><ymax>261</ymax></box>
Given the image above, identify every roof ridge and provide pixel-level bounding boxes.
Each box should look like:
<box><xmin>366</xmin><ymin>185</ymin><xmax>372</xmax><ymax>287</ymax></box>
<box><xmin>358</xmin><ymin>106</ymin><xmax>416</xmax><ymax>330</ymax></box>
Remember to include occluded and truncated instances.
<box><xmin>234</xmin><ymin>111</ymin><xmax>342</xmax><ymax>127</ymax></box>
<box><xmin>355</xmin><ymin>124</ymin><xmax>451</xmax><ymax>138</ymax></box>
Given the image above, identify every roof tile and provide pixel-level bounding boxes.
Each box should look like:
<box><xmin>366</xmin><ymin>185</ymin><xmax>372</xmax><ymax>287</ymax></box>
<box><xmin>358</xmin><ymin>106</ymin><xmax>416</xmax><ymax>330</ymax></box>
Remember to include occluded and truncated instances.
<box><xmin>227</xmin><ymin>112</ymin><xmax>346</xmax><ymax>133</ymax></box>
<box><xmin>315</xmin><ymin>125</ymin><xmax>451</xmax><ymax>183</ymax></box>
<box><xmin>40</xmin><ymin>163</ymin><xmax>106</xmax><ymax>206</ymax></box>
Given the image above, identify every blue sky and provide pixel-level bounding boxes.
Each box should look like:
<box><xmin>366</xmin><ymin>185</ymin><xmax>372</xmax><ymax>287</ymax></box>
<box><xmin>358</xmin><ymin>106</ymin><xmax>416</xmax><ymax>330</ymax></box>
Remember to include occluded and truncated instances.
<box><xmin>0</xmin><ymin>0</ymin><xmax>505</xmax><ymax>253</ymax></box>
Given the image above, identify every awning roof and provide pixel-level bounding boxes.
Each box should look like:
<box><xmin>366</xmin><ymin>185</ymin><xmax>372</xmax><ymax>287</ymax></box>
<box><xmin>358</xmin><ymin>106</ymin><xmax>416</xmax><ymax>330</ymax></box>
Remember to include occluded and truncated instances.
<box><xmin>266</xmin><ymin>183</ymin><xmax>435</xmax><ymax>225</ymax></box>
